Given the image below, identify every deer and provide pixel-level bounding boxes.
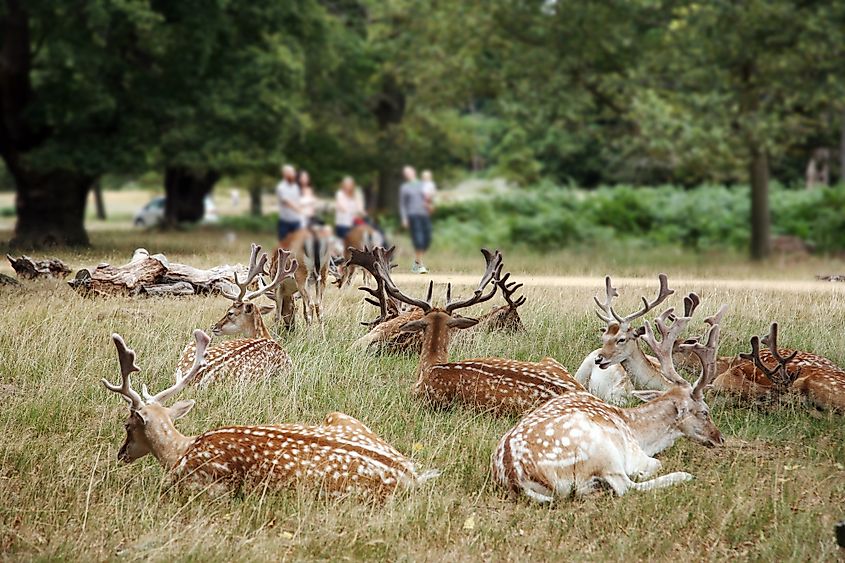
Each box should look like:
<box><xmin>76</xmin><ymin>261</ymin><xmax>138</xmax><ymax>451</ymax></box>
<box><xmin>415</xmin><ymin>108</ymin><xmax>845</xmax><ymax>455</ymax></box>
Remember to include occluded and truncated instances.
<box><xmin>175</xmin><ymin>244</ymin><xmax>296</xmax><ymax>387</ymax></box>
<box><xmin>473</xmin><ymin>269</ymin><xmax>526</xmax><ymax>333</ymax></box>
<box><xmin>374</xmin><ymin>247</ymin><xmax>584</xmax><ymax>415</ymax></box>
<box><xmin>337</xmin><ymin>223</ymin><xmax>384</xmax><ymax>288</ymax></box>
<box><xmin>103</xmin><ymin>330</ymin><xmax>440</xmax><ymax>498</ymax></box>
<box><xmin>271</xmin><ymin>226</ymin><xmax>332</xmax><ymax>329</ymax></box>
<box><xmin>492</xmin><ymin>300</ymin><xmax>727</xmax><ymax>502</ymax></box>
<box><xmin>709</xmin><ymin>323</ymin><xmax>845</xmax><ymax>411</ymax></box>
<box><xmin>573</xmin><ymin>274</ymin><xmax>678</xmax><ymax>405</ymax></box>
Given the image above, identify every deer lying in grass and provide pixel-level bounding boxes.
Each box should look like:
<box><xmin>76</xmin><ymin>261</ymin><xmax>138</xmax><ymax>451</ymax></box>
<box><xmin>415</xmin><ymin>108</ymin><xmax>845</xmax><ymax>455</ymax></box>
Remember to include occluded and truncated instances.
<box><xmin>492</xmin><ymin>302</ymin><xmax>726</xmax><ymax>502</ymax></box>
<box><xmin>709</xmin><ymin>323</ymin><xmax>845</xmax><ymax>411</ymax></box>
<box><xmin>176</xmin><ymin>244</ymin><xmax>296</xmax><ymax>387</ymax></box>
<box><xmin>104</xmin><ymin>330</ymin><xmax>439</xmax><ymax>498</ymax></box>
<box><xmin>374</xmin><ymin>247</ymin><xmax>584</xmax><ymax>415</ymax></box>
<box><xmin>574</xmin><ymin>274</ymin><xmax>678</xmax><ymax>405</ymax></box>
<box><xmin>473</xmin><ymin>269</ymin><xmax>526</xmax><ymax>333</ymax></box>
<box><xmin>271</xmin><ymin>227</ymin><xmax>332</xmax><ymax>329</ymax></box>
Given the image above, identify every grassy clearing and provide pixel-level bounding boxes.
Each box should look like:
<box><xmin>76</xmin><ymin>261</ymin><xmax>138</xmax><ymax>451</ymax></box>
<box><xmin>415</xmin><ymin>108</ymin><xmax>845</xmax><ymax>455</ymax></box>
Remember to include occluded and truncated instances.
<box><xmin>1</xmin><ymin>234</ymin><xmax>844</xmax><ymax>561</ymax></box>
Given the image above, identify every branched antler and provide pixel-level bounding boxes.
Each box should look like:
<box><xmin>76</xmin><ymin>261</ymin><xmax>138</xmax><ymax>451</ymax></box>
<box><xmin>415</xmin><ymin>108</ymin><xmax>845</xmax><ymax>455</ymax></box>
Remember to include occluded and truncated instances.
<box><xmin>143</xmin><ymin>329</ymin><xmax>212</xmax><ymax>404</ymax></box>
<box><xmin>679</xmin><ymin>303</ymin><xmax>726</xmax><ymax>400</ymax></box>
<box><xmin>640</xmin><ymin>308</ymin><xmax>693</xmax><ymax>387</ymax></box>
<box><xmin>445</xmin><ymin>249</ymin><xmax>502</xmax><ymax>314</ymax></box>
<box><xmin>496</xmin><ymin>271</ymin><xmax>526</xmax><ymax>309</ymax></box>
<box><xmin>594</xmin><ymin>276</ymin><xmax>619</xmax><ymax>323</ymax></box>
<box><xmin>223</xmin><ymin>243</ymin><xmax>269</xmax><ymax>302</ymax></box>
<box><xmin>739</xmin><ymin>322</ymin><xmax>800</xmax><ymax>396</ymax></box>
<box><xmin>102</xmin><ymin>334</ymin><xmax>144</xmax><ymax>410</ymax></box>
<box><xmin>609</xmin><ymin>273</ymin><xmax>675</xmax><ymax>325</ymax></box>
<box><xmin>250</xmin><ymin>248</ymin><xmax>297</xmax><ymax>302</ymax></box>
<box><xmin>375</xmin><ymin>247</ymin><xmax>434</xmax><ymax>313</ymax></box>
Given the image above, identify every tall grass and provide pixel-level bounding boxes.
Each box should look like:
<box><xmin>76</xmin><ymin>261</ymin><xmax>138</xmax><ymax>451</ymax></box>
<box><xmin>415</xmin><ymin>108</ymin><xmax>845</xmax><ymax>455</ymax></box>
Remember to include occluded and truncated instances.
<box><xmin>0</xmin><ymin>239</ymin><xmax>844</xmax><ymax>560</ymax></box>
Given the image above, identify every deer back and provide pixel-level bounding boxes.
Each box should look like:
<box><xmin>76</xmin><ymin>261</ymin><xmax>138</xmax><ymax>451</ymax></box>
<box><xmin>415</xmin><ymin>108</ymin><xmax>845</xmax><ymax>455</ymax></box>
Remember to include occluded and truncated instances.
<box><xmin>176</xmin><ymin>338</ymin><xmax>290</xmax><ymax>387</ymax></box>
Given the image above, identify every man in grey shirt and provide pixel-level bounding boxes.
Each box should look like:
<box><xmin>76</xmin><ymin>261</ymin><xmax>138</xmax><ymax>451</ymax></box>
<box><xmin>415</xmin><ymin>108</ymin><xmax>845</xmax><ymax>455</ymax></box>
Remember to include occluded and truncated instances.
<box><xmin>399</xmin><ymin>165</ymin><xmax>433</xmax><ymax>273</ymax></box>
<box><xmin>276</xmin><ymin>164</ymin><xmax>303</xmax><ymax>244</ymax></box>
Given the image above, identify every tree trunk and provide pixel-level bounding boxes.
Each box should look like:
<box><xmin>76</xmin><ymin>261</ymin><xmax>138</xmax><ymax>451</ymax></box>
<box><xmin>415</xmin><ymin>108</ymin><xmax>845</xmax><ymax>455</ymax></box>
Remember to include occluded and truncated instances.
<box><xmin>93</xmin><ymin>180</ymin><xmax>106</xmax><ymax>219</ymax></box>
<box><xmin>163</xmin><ymin>166</ymin><xmax>220</xmax><ymax>225</ymax></box>
<box><xmin>840</xmin><ymin>108</ymin><xmax>845</xmax><ymax>184</ymax></box>
<box><xmin>250</xmin><ymin>184</ymin><xmax>262</xmax><ymax>216</ymax></box>
<box><xmin>749</xmin><ymin>146</ymin><xmax>771</xmax><ymax>261</ymax></box>
<box><xmin>372</xmin><ymin>75</ymin><xmax>406</xmax><ymax>214</ymax></box>
<box><xmin>11</xmin><ymin>170</ymin><xmax>93</xmax><ymax>247</ymax></box>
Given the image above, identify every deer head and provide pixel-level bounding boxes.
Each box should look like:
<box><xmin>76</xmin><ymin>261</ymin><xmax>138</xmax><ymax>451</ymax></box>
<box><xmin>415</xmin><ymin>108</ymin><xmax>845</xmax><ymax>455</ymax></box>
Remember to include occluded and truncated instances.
<box><xmin>102</xmin><ymin>330</ymin><xmax>210</xmax><ymax>467</ymax></box>
<box><xmin>594</xmin><ymin>274</ymin><xmax>675</xmax><ymax>370</ymax></box>
<box><xmin>738</xmin><ymin>322</ymin><xmax>800</xmax><ymax>400</ymax></box>
<box><xmin>212</xmin><ymin>244</ymin><xmax>297</xmax><ymax>338</ymax></box>
<box><xmin>375</xmin><ymin>248</ymin><xmax>502</xmax><ymax>369</ymax></box>
<box><xmin>634</xmin><ymin>303</ymin><xmax>728</xmax><ymax>448</ymax></box>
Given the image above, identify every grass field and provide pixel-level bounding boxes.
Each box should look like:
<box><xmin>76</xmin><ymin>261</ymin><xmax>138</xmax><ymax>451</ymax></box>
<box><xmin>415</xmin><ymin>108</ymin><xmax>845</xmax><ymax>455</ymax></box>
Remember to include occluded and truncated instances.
<box><xmin>1</xmin><ymin>231</ymin><xmax>844</xmax><ymax>561</ymax></box>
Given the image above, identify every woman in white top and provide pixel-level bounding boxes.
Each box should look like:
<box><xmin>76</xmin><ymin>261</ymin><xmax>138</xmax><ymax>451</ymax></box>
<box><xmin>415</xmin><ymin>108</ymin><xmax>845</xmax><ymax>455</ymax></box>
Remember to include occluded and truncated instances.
<box><xmin>334</xmin><ymin>176</ymin><xmax>366</xmax><ymax>239</ymax></box>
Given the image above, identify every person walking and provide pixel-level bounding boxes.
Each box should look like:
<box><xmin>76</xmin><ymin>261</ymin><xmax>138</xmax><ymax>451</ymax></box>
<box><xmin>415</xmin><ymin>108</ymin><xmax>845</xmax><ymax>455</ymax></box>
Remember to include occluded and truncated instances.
<box><xmin>334</xmin><ymin>176</ymin><xmax>366</xmax><ymax>240</ymax></box>
<box><xmin>276</xmin><ymin>164</ymin><xmax>302</xmax><ymax>244</ymax></box>
<box><xmin>399</xmin><ymin>165</ymin><xmax>433</xmax><ymax>273</ymax></box>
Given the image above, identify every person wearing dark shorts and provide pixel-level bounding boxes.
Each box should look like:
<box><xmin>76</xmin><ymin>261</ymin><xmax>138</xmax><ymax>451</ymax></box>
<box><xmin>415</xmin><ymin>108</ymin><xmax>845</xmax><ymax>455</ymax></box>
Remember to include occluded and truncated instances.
<box><xmin>399</xmin><ymin>165</ymin><xmax>433</xmax><ymax>273</ymax></box>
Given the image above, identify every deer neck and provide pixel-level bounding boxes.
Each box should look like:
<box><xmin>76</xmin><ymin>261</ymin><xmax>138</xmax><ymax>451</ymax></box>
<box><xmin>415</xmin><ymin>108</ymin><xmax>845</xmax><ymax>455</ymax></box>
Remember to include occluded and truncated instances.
<box><xmin>622</xmin><ymin>397</ymin><xmax>684</xmax><ymax>456</ymax></box>
<box><xmin>247</xmin><ymin>312</ymin><xmax>272</xmax><ymax>340</ymax></box>
<box><xmin>146</xmin><ymin>419</ymin><xmax>195</xmax><ymax>470</ymax></box>
<box><xmin>417</xmin><ymin>318</ymin><xmax>451</xmax><ymax>377</ymax></box>
<box><xmin>621</xmin><ymin>343</ymin><xmax>671</xmax><ymax>390</ymax></box>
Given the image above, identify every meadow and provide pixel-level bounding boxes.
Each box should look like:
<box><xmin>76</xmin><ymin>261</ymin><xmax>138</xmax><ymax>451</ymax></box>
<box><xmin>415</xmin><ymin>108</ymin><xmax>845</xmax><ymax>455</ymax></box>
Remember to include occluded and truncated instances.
<box><xmin>1</xmin><ymin>229</ymin><xmax>844</xmax><ymax>561</ymax></box>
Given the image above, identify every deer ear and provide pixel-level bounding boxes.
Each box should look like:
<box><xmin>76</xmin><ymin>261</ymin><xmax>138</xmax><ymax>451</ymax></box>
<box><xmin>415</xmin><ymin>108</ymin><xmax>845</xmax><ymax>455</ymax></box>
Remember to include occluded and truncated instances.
<box><xmin>447</xmin><ymin>316</ymin><xmax>479</xmax><ymax>330</ymax></box>
<box><xmin>400</xmin><ymin>319</ymin><xmax>428</xmax><ymax>333</ymax></box>
<box><xmin>168</xmin><ymin>400</ymin><xmax>195</xmax><ymax>421</ymax></box>
<box><xmin>244</xmin><ymin>303</ymin><xmax>254</xmax><ymax>314</ymax></box>
<box><xmin>630</xmin><ymin>390</ymin><xmax>662</xmax><ymax>403</ymax></box>
<box><xmin>258</xmin><ymin>304</ymin><xmax>275</xmax><ymax>315</ymax></box>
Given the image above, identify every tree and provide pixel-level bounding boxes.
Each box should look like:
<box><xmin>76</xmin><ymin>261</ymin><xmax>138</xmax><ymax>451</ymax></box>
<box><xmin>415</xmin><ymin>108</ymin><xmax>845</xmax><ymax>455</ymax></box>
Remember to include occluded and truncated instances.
<box><xmin>0</xmin><ymin>0</ymin><xmax>163</xmax><ymax>246</ymax></box>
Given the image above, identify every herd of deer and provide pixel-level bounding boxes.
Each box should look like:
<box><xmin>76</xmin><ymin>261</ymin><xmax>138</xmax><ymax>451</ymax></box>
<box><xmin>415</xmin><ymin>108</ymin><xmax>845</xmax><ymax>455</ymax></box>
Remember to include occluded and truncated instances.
<box><xmin>102</xmin><ymin>242</ymin><xmax>845</xmax><ymax>503</ymax></box>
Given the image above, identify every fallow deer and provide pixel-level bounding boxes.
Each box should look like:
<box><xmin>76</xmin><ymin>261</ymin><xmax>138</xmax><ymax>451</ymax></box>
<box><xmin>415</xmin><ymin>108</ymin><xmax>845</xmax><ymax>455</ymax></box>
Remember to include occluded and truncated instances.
<box><xmin>492</xmin><ymin>302</ymin><xmax>726</xmax><ymax>502</ymax></box>
<box><xmin>348</xmin><ymin>246</ymin><xmax>425</xmax><ymax>353</ymax></box>
<box><xmin>104</xmin><ymin>330</ymin><xmax>440</xmax><ymax>498</ymax></box>
<box><xmin>573</xmin><ymin>274</ymin><xmax>678</xmax><ymax>405</ymax></box>
<box><xmin>175</xmin><ymin>244</ymin><xmax>296</xmax><ymax>387</ymax></box>
<box><xmin>375</xmin><ymin>247</ymin><xmax>584</xmax><ymax>415</ymax></box>
<box><xmin>337</xmin><ymin>223</ymin><xmax>384</xmax><ymax>288</ymax></box>
<box><xmin>271</xmin><ymin>227</ymin><xmax>332</xmax><ymax>329</ymax></box>
<box><xmin>710</xmin><ymin>323</ymin><xmax>845</xmax><ymax>411</ymax></box>
<box><xmin>473</xmin><ymin>269</ymin><xmax>526</xmax><ymax>333</ymax></box>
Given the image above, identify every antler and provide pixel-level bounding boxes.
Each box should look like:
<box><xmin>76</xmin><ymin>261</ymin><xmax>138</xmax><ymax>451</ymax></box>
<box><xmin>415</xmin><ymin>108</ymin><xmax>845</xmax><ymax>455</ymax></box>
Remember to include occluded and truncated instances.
<box><xmin>445</xmin><ymin>248</ymin><xmax>502</xmax><ymax>314</ymax></box>
<box><xmin>496</xmin><ymin>270</ymin><xmax>526</xmax><ymax>309</ymax></box>
<box><xmin>680</xmin><ymin>304</ymin><xmax>727</xmax><ymax>400</ymax></box>
<box><xmin>610</xmin><ymin>273</ymin><xmax>674</xmax><ymax>325</ymax></box>
<box><xmin>640</xmin><ymin>306</ymin><xmax>695</xmax><ymax>387</ymax></box>
<box><xmin>143</xmin><ymin>329</ymin><xmax>212</xmax><ymax>404</ymax></box>
<box><xmin>738</xmin><ymin>322</ymin><xmax>800</xmax><ymax>395</ymax></box>
<box><xmin>345</xmin><ymin>246</ymin><xmax>398</xmax><ymax>326</ymax></box>
<box><xmin>102</xmin><ymin>334</ymin><xmax>145</xmax><ymax>410</ymax></box>
<box><xmin>374</xmin><ymin>246</ymin><xmax>433</xmax><ymax>313</ymax></box>
<box><xmin>247</xmin><ymin>248</ymin><xmax>297</xmax><ymax>302</ymax></box>
<box><xmin>594</xmin><ymin>276</ymin><xmax>619</xmax><ymax>323</ymax></box>
<box><xmin>223</xmin><ymin>243</ymin><xmax>268</xmax><ymax>302</ymax></box>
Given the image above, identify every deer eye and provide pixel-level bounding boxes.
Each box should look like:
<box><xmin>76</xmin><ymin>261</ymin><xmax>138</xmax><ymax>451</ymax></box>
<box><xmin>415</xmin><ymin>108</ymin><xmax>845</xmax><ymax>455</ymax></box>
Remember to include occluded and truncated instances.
<box><xmin>618</xmin><ymin>338</ymin><xmax>626</xmax><ymax>344</ymax></box>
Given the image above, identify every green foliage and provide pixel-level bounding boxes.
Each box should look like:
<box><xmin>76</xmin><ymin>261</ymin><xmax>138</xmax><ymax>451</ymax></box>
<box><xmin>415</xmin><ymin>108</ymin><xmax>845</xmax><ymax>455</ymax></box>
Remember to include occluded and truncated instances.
<box><xmin>435</xmin><ymin>185</ymin><xmax>845</xmax><ymax>253</ymax></box>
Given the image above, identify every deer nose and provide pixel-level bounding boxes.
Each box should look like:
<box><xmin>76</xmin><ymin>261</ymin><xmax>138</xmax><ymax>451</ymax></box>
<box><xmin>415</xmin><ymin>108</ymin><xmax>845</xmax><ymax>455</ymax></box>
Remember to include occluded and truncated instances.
<box><xmin>595</xmin><ymin>355</ymin><xmax>604</xmax><ymax>366</ymax></box>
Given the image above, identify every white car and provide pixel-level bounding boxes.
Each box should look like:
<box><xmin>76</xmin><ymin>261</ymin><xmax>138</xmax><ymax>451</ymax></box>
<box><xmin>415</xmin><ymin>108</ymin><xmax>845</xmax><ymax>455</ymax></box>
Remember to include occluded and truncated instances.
<box><xmin>133</xmin><ymin>196</ymin><xmax>219</xmax><ymax>227</ymax></box>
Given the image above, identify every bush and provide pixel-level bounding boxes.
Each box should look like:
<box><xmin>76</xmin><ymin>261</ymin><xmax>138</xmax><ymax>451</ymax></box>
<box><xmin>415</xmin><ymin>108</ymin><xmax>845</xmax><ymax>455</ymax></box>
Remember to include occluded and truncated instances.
<box><xmin>433</xmin><ymin>184</ymin><xmax>845</xmax><ymax>253</ymax></box>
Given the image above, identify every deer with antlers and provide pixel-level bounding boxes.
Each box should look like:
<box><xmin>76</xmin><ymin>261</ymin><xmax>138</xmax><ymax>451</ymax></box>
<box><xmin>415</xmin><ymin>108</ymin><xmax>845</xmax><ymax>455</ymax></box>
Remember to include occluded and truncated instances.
<box><xmin>473</xmin><ymin>270</ymin><xmax>526</xmax><ymax>333</ymax></box>
<box><xmin>373</xmin><ymin>247</ymin><xmax>583</xmax><ymax>415</ymax></box>
<box><xmin>573</xmin><ymin>274</ymin><xmax>680</xmax><ymax>405</ymax></box>
<box><xmin>104</xmin><ymin>330</ymin><xmax>440</xmax><ymax>498</ymax></box>
<box><xmin>269</xmin><ymin>227</ymin><xmax>332</xmax><ymax>329</ymax></box>
<box><xmin>709</xmin><ymin>323</ymin><xmax>845</xmax><ymax>411</ymax></box>
<box><xmin>175</xmin><ymin>244</ymin><xmax>296</xmax><ymax>386</ymax></box>
<box><xmin>492</xmin><ymin>301</ymin><xmax>727</xmax><ymax>502</ymax></box>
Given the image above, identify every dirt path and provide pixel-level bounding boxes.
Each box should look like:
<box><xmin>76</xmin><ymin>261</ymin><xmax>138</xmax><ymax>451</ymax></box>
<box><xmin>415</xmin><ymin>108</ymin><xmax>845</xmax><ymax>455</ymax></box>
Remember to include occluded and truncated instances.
<box><xmin>391</xmin><ymin>274</ymin><xmax>845</xmax><ymax>293</ymax></box>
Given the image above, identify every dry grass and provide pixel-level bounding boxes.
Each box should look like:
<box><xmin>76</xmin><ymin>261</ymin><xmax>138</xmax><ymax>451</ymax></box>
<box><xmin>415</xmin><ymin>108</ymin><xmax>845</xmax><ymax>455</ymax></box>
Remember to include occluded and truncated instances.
<box><xmin>1</xmin><ymin>232</ymin><xmax>844</xmax><ymax>561</ymax></box>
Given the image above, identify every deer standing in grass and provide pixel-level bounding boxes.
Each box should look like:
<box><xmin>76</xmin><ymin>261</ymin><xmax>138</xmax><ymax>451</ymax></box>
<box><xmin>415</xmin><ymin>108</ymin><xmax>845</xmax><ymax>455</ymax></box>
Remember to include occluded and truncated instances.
<box><xmin>574</xmin><ymin>274</ymin><xmax>678</xmax><ymax>405</ymax></box>
<box><xmin>375</xmin><ymin>247</ymin><xmax>584</xmax><ymax>415</ymax></box>
<box><xmin>492</xmin><ymin>299</ymin><xmax>726</xmax><ymax>502</ymax></box>
<box><xmin>176</xmin><ymin>244</ymin><xmax>296</xmax><ymax>387</ymax></box>
<box><xmin>709</xmin><ymin>323</ymin><xmax>845</xmax><ymax>411</ymax></box>
<box><xmin>105</xmin><ymin>330</ymin><xmax>439</xmax><ymax>498</ymax></box>
<box><xmin>271</xmin><ymin>227</ymin><xmax>332</xmax><ymax>329</ymax></box>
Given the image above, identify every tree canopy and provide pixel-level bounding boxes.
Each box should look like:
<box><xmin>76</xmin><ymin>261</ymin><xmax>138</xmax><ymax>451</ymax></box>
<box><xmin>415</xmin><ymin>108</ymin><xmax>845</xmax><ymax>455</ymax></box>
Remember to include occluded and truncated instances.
<box><xmin>2</xmin><ymin>0</ymin><xmax>844</xmax><ymax>255</ymax></box>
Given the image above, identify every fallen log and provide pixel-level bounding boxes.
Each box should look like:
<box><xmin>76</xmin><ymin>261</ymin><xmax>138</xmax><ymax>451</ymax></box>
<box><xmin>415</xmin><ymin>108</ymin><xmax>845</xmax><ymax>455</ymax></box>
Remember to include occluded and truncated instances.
<box><xmin>7</xmin><ymin>254</ymin><xmax>71</xmax><ymax>279</ymax></box>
